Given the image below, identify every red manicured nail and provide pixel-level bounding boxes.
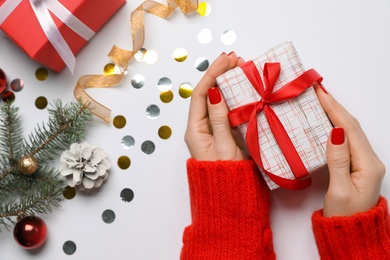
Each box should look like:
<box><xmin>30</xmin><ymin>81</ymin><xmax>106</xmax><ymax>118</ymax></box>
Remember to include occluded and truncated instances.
<box><xmin>331</xmin><ymin>127</ymin><xmax>345</xmax><ymax>145</ymax></box>
<box><xmin>208</xmin><ymin>87</ymin><xmax>221</xmax><ymax>105</ymax></box>
<box><xmin>228</xmin><ymin>51</ymin><xmax>235</xmax><ymax>56</ymax></box>
<box><xmin>319</xmin><ymin>84</ymin><xmax>328</xmax><ymax>94</ymax></box>
<box><xmin>220</xmin><ymin>52</ymin><xmax>226</xmax><ymax>56</ymax></box>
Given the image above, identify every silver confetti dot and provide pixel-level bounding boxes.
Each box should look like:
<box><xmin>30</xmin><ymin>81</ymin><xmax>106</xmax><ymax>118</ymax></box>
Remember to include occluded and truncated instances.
<box><xmin>141</xmin><ymin>140</ymin><xmax>155</xmax><ymax>155</ymax></box>
<box><xmin>121</xmin><ymin>135</ymin><xmax>135</xmax><ymax>150</ymax></box>
<box><xmin>120</xmin><ymin>188</ymin><xmax>134</xmax><ymax>202</ymax></box>
<box><xmin>63</xmin><ymin>241</ymin><xmax>77</xmax><ymax>255</ymax></box>
<box><xmin>146</xmin><ymin>104</ymin><xmax>160</xmax><ymax>119</ymax></box>
<box><xmin>10</xmin><ymin>79</ymin><xmax>24</xmax><ymax>92</ymax></box>
<box><xmin>195</xmin><ymin>57</ymin><xmax>209</xmax><ymax>72</ymax></box>
<box><xmin>135</xmin><ymin>48</ymin><xmax>147</xmax><ymax>62</ymax></box>
<box><xmin>197</xmin><ymin>28</ymin><xmax>212</xmax><ymax>44</ymax></box>
<box><xmin>221</xmin><ymin>30</ymin><xmax>237</xmax><ymax>45</ymax></box>
<box><xmin>157</xmin><ymin>77</ymin><xmax>172</xmax><ymax>92</ymax></box>
<box><xmin>102</xmin><ymin>209</ymin><xmax>116</xmax><ymax>224</ymax></box>
<box><xmin>131</xmin><ymin>74</ymin><xmax>145</xmax><ymax>89</ymax></box>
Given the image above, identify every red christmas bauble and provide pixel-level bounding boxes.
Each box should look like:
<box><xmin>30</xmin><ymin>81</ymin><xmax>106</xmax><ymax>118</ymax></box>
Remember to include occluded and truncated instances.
<box><xmin>13</xmin><ymin>216</ymin><xmax>47</xmax><ymax>249</ymax></box>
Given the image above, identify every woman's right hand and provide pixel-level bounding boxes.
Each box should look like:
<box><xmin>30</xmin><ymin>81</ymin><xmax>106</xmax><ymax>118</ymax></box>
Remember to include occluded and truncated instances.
<box><xmin>315</xmin><ymin>85</ymin><xmax>386</xmax><ymax>217</ymax></box>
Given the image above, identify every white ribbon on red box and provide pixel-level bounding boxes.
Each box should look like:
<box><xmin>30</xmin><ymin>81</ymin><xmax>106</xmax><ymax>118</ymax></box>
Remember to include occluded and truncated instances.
<box><xmin>0</xmin><ymin>0</ymin><xmax>95</xmax><ymax>73</ymax></box>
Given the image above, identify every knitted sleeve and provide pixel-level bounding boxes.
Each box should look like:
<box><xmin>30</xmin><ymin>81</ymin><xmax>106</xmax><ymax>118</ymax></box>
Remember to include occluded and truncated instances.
<box><xmin>312</xmin><ymin>196</ymin><xmax>390</xmax><ymax>259</ymax></box>
<box><xmin>180</xmin><ymin>159</ymin><xmax>276</xmax><ymax>260</ymax></box>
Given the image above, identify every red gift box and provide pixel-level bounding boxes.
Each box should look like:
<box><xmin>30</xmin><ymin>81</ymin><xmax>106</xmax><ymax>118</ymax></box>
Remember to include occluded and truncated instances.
<box><xmin>0</xmin><ymin>0</ymin><xmax>126</xmax><ymax>72</ymax></box>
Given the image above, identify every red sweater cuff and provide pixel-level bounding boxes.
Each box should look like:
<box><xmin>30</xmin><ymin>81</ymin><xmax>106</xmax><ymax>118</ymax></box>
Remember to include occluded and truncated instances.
<box><xmin>181</xmin><ymin>159</ymin><xmax>275</xmax><ymax>260</ymax></box>
<box><xmin>312</xmin><ymin>196</ymin><xmax>390</xmax><ymax>259</ymax></box>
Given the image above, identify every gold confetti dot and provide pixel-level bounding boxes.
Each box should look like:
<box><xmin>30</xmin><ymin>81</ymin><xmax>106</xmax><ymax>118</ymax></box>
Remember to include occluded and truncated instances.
<box><xmin>179</xmin><ymin>82</ymin><xmax>193</xmax><ymax>99</ymax></box>
<box><xmin>63</xmin><ymin>186</ymin><xmax>76</xmax><ymax>200</ymax></box>
<box><xmin>158</xmin><ymin>125</ymin><xmax>172</xmax><ymax>140</ymax></box>
<box><xmin>197</xmin><ymin>2</ymin><xmax>212</xmax><ymax>16</ymax></box>
<box><xmin>35</xmin><ymin>96</ymin><xmax>48</xmax><ymax>109</ymax></box>
<box><xmin>173</xmin><ymin>48</ymin><xmax>188</xmax><ymax>62</ymax></box>
<box><xmin>117</xmin><ymin>156</ymin><xmax>131</xmax><ymax>170</ymax></box>
<box><xmin>2</xmin><ymin>91</ymin><xmax>15</xmax><ymax>103</ymax></box>
<box><xmin>113</xmin><ymin>115</ymin><xmax>126</xmax><ymax>129</ymax></box>
<box><xmin>104</xmin><ymin>63</ymin><xmax>116</xmax><ymax>75</ymax></box>
<box><xmin>160</xmin><ymin>91</ymin><xmax>174</xmax><ymax>103</ymax></box>
<box><xmin>35</xmin><ymin>67</ymin><xmax>49</xmax><ymax>81</ymax></box>
<box><xmin>144</xmin><ymin>50</ymin><xmax>158</xmax><ymax>64</ymax></box>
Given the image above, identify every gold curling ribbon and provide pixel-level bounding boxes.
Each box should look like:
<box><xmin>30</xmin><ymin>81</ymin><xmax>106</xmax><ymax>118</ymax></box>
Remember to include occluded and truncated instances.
<box><xmin>73</xmin><ymin>0</ymin><xmax>198</xmax><ymax>123</ymax></box>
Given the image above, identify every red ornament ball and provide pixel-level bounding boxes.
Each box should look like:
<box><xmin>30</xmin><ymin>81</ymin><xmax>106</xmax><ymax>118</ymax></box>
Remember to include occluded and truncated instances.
<box><xmin>13</xmin><ymin>216</ymin><xmax>47</xmax><ymax>249</ymax></box>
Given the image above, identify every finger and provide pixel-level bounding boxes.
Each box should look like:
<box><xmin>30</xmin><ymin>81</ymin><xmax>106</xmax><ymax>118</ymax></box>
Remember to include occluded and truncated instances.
<box><xmin>207</xmin><ymin>87</ymin><xmax>238</xmax><ymax>154</ymax></box>
<box><xmin>237</xmin><ymin>56</ymin><xmax>246</xmax><ymax>66</ymax></box>
<box><xmin>315</xmin><ymin>85</ymin><xmax>378</xmax><ymax>167</ymax></box>
<box><xmin>326</xmin><ymin>127</ymin><xmax>352</xmax><ymax>193</ymax></box>
<box><xmin>187</xmin><ymin>53</ymin><xmax>232</xmax><ymax>126</ymax></box>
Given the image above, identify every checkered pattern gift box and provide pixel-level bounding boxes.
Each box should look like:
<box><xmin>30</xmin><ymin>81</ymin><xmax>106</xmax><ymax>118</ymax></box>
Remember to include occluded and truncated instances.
<box><xmin>216</xmin><ymin>41</ymin><xmax>333</xmax><ymax>190</ymax></box>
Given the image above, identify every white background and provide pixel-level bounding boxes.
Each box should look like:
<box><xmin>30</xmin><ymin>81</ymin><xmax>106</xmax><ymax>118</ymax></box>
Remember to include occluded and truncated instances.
<box><xmin>0</xmin><ymin>0</ymin><xmax>389</xmax><ymax>259</ymax></box>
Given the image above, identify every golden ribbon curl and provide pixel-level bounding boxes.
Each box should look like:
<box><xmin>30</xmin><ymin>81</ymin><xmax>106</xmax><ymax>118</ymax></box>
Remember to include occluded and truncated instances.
<box><xmin>73</xmin><ymin>0</ymin><xmax>198</xmax><ymax>123</ymax></box>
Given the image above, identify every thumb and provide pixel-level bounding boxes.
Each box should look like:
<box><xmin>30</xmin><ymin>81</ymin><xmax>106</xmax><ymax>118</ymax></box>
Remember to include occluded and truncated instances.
<box><xmin>326</xmin><ymin>127</ymin><xmax>352</xmax><ymax>193</ymax></box>
<box><xmin>207</xmin><ymin>87</ymin><xmax>236</xmax><ymax>147</ymax></box>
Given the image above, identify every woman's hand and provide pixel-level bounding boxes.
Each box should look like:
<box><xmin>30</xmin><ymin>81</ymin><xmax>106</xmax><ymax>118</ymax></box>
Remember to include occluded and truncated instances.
<box><xmin>185</xmin><ymin>52</ymin><xmax>246</xmax><ymax>161</ymax></box>
<box><xmin>315</xmin><ymin>85</ymin><xmax>386</xmax><ymax>217</ymax></box>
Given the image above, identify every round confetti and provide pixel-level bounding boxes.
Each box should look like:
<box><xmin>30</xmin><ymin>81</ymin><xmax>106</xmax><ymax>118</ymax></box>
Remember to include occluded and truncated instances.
<box><xmin>173</xmin><ymin>48</ymin><xmax>188</xmax><ymax>62</ymax></box>
<box><xmin>63</xmin><ymin>241</ymin><xmax>77</xmax><ymax>255</ymax></box>
<box><xmin>158</xmin><ymin>125</ymin><xmax>172</xmax><ymax>140</ymax></box>
<box><xmin>10</xmin><ymin>79</ymin><xmax>24</xmax><ymax>92</ymax></box>
<box><xmin>195</xmin><ymin>57</ymin><xmax>209</xmax><ymax>72</ymax></box>
<box><xmin>35</xmin><ymin>67</ymin><xmax>49</xmax><ymax>81</ymax></box>
<box><xmin>146</xmin><ymin>104</ymin><xmax>160</xmax><ymax>119</ymax></box>
<box><xmin>113</xmin><ymin>115</ymin><xmax>126</xmax><ymax>129</ymax></box>
<box><xmin>134</xmin><ymin>48</ymin><xmax>147</xmax><ymax>62</ymax></box>
<box><xmin>157</xmin><ymin>77</ymin><xmax>172</xmax><ymax>92</ymax></box>
<box><xmin>104</xmin><ymin>63</ymin><xmax>120</xmax><ymax>75</ymax></box>
<box><xmin>121</xmin><ymin>135</ymin><xmax>135</xmax><ymax>150</ymax></box>
<box><xmin>63</xmin><ymin>186</ymin><xmax>76</xmax><ymax>200</ymax></box>
<box><xmin>141</xmin><ymin>140</ymin><xmax>155</xmax><ymax>155</ymax></box>
<box><xmin>35</xmin><ymin>96</ymin><xmax>48</xmax><ymax>109</ymax></box>
<box><xmin>144</xmin><ymin>50</ymin><xmax>158</xmax><ymax>64</ymax></box>
<box><xmin>102</xmin><ymin>209</ymin><xmax>116</xmax><ymax>224</ymax></box>
<box><xmin>2</xmin><ymin>91</ymin><xmax>15</xmax><ymax>103</ymax></box>
<box><xmin>120</xmin><ymin>188</ymin><xmax>134</xmax><ymax>202</ymax></box>
<box><xmin>197</xmin><ymin>28</ymin><xmax>212</xmax><ymax>44</ymax></box>
<box><xmin>160</xmin><ymin>90</ymin><xmax>174</xmax><ymax>103</ymax></box>
<box><xmin>179</xmin><ymin>82</ymin><xmax>193</xmax><ymax>99</ymax></box>
<box><xmin>131</xmin><ymin>74</ymin><xmax>145</xmax><ymax>89</ymax></box>
<box><xmin>197</xmin><ymin>2</ymin><xmax>212</xmax><ymax>16</ymax></box>
<box><xmin>221</xmin><ymin>30</ymin><xmax>237</xmax><ymax>45</ymax></box>
<box><xmin>117</xmin><ymin>156</ymin><xmax>131</xmax><ymax>170</ymax></box>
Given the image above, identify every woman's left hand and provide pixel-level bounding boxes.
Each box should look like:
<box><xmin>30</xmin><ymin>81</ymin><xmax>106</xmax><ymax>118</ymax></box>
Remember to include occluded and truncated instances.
<box><xmin>185</xmin><ymin>52</ymin><xmax>246</xmax><ymax>161</ymax></box>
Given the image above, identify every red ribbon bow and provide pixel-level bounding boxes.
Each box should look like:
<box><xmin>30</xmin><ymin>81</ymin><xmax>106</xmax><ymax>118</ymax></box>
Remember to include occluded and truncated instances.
<box><xmin>228</xmin><ymin>61</ymin><xmax>323</xmax><ymax>190</ymax></box>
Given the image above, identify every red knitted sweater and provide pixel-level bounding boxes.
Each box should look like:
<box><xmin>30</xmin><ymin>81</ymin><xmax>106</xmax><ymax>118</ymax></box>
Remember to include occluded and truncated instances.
<box><xmin>180</xmin><ymin>159</ymin><xmax>390</xmax><ymax>259</ymax></box>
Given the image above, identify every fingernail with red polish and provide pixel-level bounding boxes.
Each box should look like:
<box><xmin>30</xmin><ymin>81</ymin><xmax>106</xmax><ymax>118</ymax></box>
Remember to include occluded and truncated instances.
<box><xmin>208</xmin><ymin>87</ymin><xmax>221</xmax><ymax>105</ymax></box>
<box><xmin>220</xmin><ymin>52</ymin><xmax>226</xmax><ymax>56</ymax></box>
<box><xmin>228</xmin><ymin>51</ymin><xmax>235</xmax><ymax>56</ymax></box>
<box><xmin>320</xmin><ymin>84</ymin><xmax>328</xmax><ymax>94</ymax></box>
<box><xmin>331</xmin><ymin>127</ymin><xmax>345</xmax><ymax>145</ymax></box>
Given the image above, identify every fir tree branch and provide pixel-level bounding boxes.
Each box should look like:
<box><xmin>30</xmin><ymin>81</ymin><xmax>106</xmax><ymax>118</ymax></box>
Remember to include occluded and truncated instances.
<box><xmin>0</xmin><ymin>99</ymin><xmax>92</xmax><ymax>232</ymax></box>
<box><xmin>0</xmin><ymin>166</ymin><xmax>64</xmax><ymax>231</ymax></box>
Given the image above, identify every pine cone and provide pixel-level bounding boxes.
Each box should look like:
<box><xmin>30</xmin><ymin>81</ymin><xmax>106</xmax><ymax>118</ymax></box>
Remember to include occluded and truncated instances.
<box><xmin>60</xmin><ymin>142</ymin><xmax>111</xmax><ymax>190</ymax></box>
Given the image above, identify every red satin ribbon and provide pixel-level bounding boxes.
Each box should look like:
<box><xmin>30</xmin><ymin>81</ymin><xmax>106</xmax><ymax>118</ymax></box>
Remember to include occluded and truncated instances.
<box><xmin>228</xmin><ymin>61</ymin><xmax>323</xmax><ymax>190</ymax></box>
